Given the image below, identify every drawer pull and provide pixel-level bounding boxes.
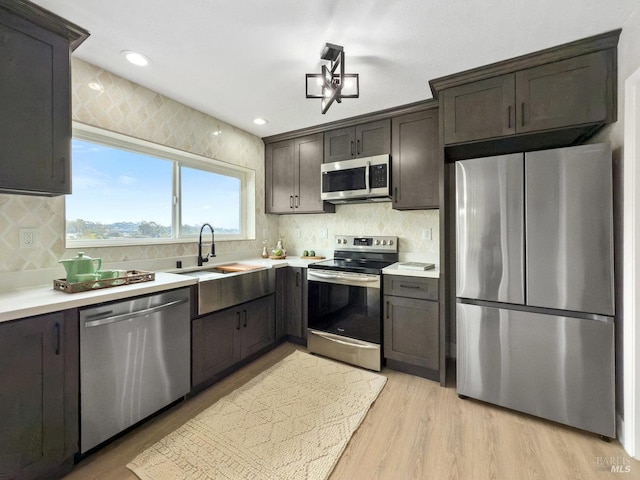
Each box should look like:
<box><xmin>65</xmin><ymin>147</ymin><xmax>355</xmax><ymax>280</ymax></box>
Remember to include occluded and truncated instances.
<box><xmin>399</xmin><ymin>284</ymin><xmax>421</xmax><ymax>289</ymax></box>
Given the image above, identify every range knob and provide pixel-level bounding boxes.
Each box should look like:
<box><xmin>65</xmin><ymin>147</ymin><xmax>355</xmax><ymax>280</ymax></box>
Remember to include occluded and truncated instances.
<box><xmin>374</xmin><ymin>239</ymin><xmax>380</xmax><ymax>245</ymax></box>
<box><xmin>381</xmin><ymin>240</ymin><xmax>387</xmax><ymax>245</ymax></box>
<box><xmin>389</xmin><ymin>239</ymin><xmax>394</xmax><ymax>245</ymax></box>
<box><xmin>336</xmin><ymin>238</ymin><xmax>341</xmax><ymax>244</ymax></box>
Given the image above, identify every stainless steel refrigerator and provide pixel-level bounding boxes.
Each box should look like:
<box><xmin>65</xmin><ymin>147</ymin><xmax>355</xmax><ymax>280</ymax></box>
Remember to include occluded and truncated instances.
<box><xmin>455</xmin><ymin>143</ymin><xmax>615</xmax><ymax>438</ymax></box>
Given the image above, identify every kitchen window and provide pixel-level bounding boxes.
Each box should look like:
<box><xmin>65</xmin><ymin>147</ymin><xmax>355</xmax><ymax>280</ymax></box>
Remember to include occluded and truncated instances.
<box><xmin>66</xmin><ymin>123</ymin><xmax>255</xmax><ymax>246</ymax></box>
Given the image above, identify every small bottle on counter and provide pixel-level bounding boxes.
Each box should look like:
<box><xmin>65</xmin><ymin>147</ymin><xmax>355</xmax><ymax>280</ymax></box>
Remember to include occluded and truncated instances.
<box><xmin>261</xmin><ymin>240</ymin><xmax>269</xmax><ymax>258</ymax></box>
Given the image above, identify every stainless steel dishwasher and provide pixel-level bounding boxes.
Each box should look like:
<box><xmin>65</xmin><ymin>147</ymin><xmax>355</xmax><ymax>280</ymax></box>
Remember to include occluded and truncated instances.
<box><xmin>79</xmin><ymin>288</ymin><xmax>190</xmax><ymax>453</ymax></box>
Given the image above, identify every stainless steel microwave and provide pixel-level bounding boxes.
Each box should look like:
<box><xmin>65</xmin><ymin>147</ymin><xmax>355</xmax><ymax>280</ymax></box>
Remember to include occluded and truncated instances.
<box><xmin>321</xmin><ymin>155</ymin><xmax>391</xmax><ymax>203</ymax></box>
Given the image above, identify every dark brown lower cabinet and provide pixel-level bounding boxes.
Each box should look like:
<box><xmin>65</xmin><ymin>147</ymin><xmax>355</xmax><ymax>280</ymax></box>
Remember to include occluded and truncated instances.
<box><xmin>0</xmin><ymin>310</ymin><xmax>79</xmax><ymax>479</ymax></box>
<box><xmin>383</xmin><ymin>275</ymin><xmax>439</xmax><ymax>381</ymax></box>
<box><xmin>275</xmin><ymin>267</ymin><xmax>307</xmax><ymax>343</ymax></box>
<box><xmin>240</xmin><ymin>295</ymin><xmax>276</xmax><ymax>358</ymax></box>
<box><xmin>192</xmin><ymin>295</ymin><xmax>275</xmax><ymax>389</ymax></box>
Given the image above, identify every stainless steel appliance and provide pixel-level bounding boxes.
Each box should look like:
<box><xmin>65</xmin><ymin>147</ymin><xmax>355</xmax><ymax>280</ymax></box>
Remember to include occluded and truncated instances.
<box><xmin>307</xmin><ymin>235</ymin><xmax>398</xmax><ymax>370</ymax></box>
<box><xmin>455</xmin><ymin>143</ymin><xmax>615</xmax><ymax>438</ymax></box>
<box><xmin>79</xmin><ymin>288</ymin><xmax>191</xmax><ymax>452</ymax></box>
<box><xmin>321</xmin><ymin>155</ymin><xmax>391</xmax><ymax>203</ymax></box>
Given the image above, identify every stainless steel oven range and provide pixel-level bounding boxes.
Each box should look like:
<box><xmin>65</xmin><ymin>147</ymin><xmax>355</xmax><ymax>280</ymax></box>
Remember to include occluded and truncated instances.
<box><xmin>307</xmin><ymin>235</ymin><xmax>398</xmax><ymax>371</ymax></box>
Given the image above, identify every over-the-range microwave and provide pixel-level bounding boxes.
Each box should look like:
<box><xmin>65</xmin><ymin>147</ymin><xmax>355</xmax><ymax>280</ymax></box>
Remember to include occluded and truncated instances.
<box><xmin>320</xmin><ymin>154</ymin><xmax>391</xmax><ymax>204</ymax></box>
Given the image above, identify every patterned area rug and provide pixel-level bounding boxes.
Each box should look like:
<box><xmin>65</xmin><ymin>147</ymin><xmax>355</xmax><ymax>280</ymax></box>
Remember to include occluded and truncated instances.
<box><xmin>127</xmin><ymin>350</ymin><xmax>387</xmax><ymax>480</ymax></box>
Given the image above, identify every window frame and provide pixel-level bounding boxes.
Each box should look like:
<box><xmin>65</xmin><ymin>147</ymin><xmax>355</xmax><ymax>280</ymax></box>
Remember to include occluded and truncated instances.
<box><xmin>67</xmin><ymin>122</ymin><xmax>256</xmax><ymax>248</ymax></box>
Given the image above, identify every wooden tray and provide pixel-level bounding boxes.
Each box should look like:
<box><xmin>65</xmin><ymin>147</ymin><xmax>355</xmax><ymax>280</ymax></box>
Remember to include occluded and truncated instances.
<box><xmin>301</xmin><ymin>256</ymin><xmax>326</xmax><ymax>260</ymax></box>
<box><xmin>53</xmin><ymin>270</ymin><xmax>155</xmax><ymax>293</ymax></box>
<box><xmin>269</xmin><ymin>255</ymin><xmax>286</xmax><ymax>260</ymax></box>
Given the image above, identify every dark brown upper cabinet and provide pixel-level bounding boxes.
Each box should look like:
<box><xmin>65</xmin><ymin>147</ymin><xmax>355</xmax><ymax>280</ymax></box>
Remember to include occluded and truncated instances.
<box><xmin>443</xmin><ymin>50</ymin><xmax>615</xmax><ymax>146</ymax></box>
<box><xmin>265</xmin><ymin>133</ymin><xmax>335</xmax><ymax>214</ymax></box>
<box><xmin>443</xmin><ymin>75</ymin><xmax>515</xmax><ymax>144</ymax></box>
<box><xmin>324</xmin><ymin>119</ymin><xmax>390</xmax><ymax>162</ymax></box>
<box><xmin>391</xmin><ymin>108</ymin><xmax>440</xmax><ymax>210</ymax></box>
<box><xmin>0</xmin><ymin>1</ymin><xmax>88</xmax><ymax>196</ymax></box>
<box><xmin>431</xmin><ymin>29</ymin><xmax>620</xmax><ymax>160</ymax></box>
<box><xmin>515</xmin><ymin>51</ymin><xmax>612</xmax><ymax>134</ymax></box>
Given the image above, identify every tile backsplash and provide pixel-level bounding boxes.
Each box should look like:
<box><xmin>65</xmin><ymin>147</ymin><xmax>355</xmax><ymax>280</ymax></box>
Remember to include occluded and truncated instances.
<box><xmin>278</xmin><ymin>204</ymin><xmax>439</xmax><ymax>262</ymax></box>
<box><xmin>0</xmin><ymin>58</ymin><xmax>439</xmax><ymax>286</ymax></box>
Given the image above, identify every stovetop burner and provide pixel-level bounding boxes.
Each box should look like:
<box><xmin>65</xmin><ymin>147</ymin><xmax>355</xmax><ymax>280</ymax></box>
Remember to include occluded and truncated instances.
<box><xmin>308</xmin><ymin>235</ymin><xmax>398</xmax><ymax>274</ymax></box>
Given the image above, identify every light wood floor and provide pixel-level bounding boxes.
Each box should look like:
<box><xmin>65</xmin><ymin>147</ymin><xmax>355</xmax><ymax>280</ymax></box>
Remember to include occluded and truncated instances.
<box><xmin>64</xmin><ymin>342</ymin><xmax>639</xmax><ymax>480</ymax></box>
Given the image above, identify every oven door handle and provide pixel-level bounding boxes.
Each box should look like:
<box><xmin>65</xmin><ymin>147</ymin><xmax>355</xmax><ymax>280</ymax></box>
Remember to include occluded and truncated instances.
<box><xmin>308</xmin><ymin>271</ymin><xmax>379</xmax><ymax>283</ymax></box>
<box><xmin>308</xmin><ymin>271</ymin><xmax>340</xmax><ymax>279</ymax></box>
<box><xmin>311</xmin><ymin>330</ymin><xmax>379</xmax><ymax>349</ymax></box>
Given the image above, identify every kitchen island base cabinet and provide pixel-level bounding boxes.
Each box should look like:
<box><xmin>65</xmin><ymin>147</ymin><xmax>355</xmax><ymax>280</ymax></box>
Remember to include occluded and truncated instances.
<box><xmin>0</xmin><ymin>310</ymin><xmax>78</xmax><ymax>480</ymax></box>
<box><xmin>192</xmin><ymin>295</ymin><xmax>275</xmax><ymax>390</ymax></box>
<box><xmin>383</xmin><ymin>275</ymin><xmax>439</xmax><ymax>381</ymax></box>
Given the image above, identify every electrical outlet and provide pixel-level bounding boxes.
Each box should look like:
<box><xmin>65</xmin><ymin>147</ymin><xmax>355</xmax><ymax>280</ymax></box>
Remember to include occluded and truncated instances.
<box><xmin>319</xmin><ymin>228</ymin><xmax>328</xmax><ymax>239</ymax></box>
<box><xmin>421</xmin><ymin>228</ymin><xmax>432</xmax><ymax>241</ymax></box>
<box><xmin>19</xmin><ymin>228</ymin><xmax>38</xmax><ymax>248</ymax></box>
<box><xmin>295</xmin><ymin>228</ymin><xmax>301</xmax><ymax>238</ymax></box>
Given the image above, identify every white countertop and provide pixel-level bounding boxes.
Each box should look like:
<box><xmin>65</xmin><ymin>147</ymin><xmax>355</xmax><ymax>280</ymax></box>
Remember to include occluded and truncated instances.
<box><xmin>382</xmin><ymin>262</ymin><xmax>440</xmax><ymax>279</ymax></box>
<box><xmin>0</xmin><ymin>256</ymin><xmax>326</xmax><ymax>324</ymax></box>
<box><xmin>0</xmin><ymin>272</ymin><xmax>197</xmax><ymax>324</ymax></box>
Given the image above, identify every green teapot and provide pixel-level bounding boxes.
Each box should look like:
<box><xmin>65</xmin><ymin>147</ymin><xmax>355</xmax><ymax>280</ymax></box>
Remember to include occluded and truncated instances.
<box><xmin>59</xmin><ymin>252</ymin><xmax>102</xmax><ymax>283</ymax></box>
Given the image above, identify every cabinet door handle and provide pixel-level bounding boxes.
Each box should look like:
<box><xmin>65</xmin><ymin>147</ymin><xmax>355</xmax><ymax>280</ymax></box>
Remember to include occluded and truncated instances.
<box><xmin>289</xmin><ymin>195</ymin><xmax>294</xmax><ymax>208</ymax></box>
<box><xmin>357</xmin><ymin>139</ymin><xmax>361</xmax><ymax>155</ymax></box>
<box><xmin>394</xmin><ymin>187</ymin><xmax>398</xmax><ymax>203</ymax></box>
<box><xmin>236</xmin><ymin>312</ymin><xmax>241</xmax><ymax>330</ymax></box>
<box><xmin>350</xmin><ymin>141</ymin><xmax>355</xmax><ymax>156</ymax></box>
<box><xmin>243</xmin><ymin>309</ymin><xmax>248</xmax><ymax>328</ymax></box>
<box><xmin>386</xmin><ymin>301</ymin><xmax>390</xmax><ymax>319</ymax></box>
<box><xmin>400</xmin><ymin>284</ymin><xmax>421</xmax><ymax>289</ymax></box>
<box><xmin>55</xmin><ymin>322</ymin><xmax>61</xmax><ymax>355</ymax></box>
<box><xmin>296</xmin><ymin>271</ymin><xmax>300</xmax><ymax>287</ymax></box>
<box><xmin>295</xmin><ymin>195</ymin><xmax>299</xmax><ymax>208</ymax></box>
<box><xmin>507</xmin><ymin>106</ymin><xmax>511</xmax><ymax>129</ymax></box>
<box><xmin>521</xmin><ymin>102</ymin><xmax>525</xmax><ymax>127</ymax></box>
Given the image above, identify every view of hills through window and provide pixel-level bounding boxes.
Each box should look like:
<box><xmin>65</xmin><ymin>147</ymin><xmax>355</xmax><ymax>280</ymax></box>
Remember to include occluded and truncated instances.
<box><xmin>66</xmin><ymin>138</ymin><xmax>241</xmax><ymax>241</ymax></box>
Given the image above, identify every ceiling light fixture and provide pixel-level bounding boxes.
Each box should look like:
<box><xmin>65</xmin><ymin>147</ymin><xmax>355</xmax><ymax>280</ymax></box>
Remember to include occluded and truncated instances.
<box><xmin>87</xmin><ymin>81</ymin><xmax>104</xmax><ymax>92</ymax></box>
<box><xmin>253</xmin><ymin>118</ymin><xmax>268</xmax><ymax>125</ymax></box>
<box><xmin>121</xmin><ymin>50</ymin><xmax>151</xmax><ymax>66</ymax></box>
<box><xmin>306</xmin><ymin>43</ymin><xmax>359</xmax><ymax>114</ymax></box>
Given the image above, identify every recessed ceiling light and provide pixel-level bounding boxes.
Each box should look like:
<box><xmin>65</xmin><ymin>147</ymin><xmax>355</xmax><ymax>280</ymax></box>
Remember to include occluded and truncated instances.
<box><xmin>253</xmin><ymin>118</ymin><xmax>268</xmax><ymax>125</ymax></box>
<box><xmin>121</xmin><ymin>50</ymin><xmax>151</xmax><ymax>66</ymax></box>
<box><xmin>88</xmin><ymin>81</ymin><xmax>104</xmax><ymax>92</ymax></box>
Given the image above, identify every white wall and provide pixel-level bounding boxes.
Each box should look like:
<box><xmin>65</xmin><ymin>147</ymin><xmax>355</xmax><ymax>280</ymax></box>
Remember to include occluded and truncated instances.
<box><xmin>605</xmin><ymin>4</ymin><xmax>640</xmax><ymax>457</ymax></box>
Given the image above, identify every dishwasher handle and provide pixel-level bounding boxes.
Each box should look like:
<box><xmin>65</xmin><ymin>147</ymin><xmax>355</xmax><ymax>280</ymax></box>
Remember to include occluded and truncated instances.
<box><xmin>84</xmin><ymin>298</ymin><xmax>188</xmax><ymax>328</ymax></box>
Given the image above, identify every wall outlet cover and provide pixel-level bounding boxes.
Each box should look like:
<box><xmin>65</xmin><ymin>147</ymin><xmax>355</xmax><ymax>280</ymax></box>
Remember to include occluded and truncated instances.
<box><xmin>19</xmin><ymin>228</ymin><xmax>38</xmax><ymax>248</ymax></box>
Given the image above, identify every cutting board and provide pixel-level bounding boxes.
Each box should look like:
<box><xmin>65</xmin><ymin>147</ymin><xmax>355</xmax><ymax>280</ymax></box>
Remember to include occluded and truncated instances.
<box><xmin>215</xmin><ymin>263</ymin><xmax>263</xmax><ymax>272</ymax></box>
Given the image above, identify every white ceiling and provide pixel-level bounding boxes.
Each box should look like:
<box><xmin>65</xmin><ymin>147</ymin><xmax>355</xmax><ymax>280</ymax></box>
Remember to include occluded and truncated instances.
<box><xmin>31</xmin><ymin>0</ymin><xmax>637</xmax><ymax>138</ymax></box>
